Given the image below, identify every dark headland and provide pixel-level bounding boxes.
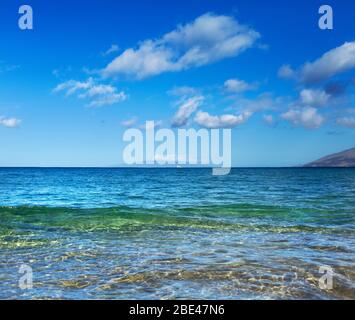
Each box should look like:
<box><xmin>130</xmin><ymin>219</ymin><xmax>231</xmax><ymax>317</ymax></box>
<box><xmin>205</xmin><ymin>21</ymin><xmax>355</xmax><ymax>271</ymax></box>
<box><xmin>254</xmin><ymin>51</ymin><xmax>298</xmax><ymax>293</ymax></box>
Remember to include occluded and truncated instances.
<box><xmin>304</xmin><ymin>147</ymin><xmax>355</xmax><ymax>167</ymax></box>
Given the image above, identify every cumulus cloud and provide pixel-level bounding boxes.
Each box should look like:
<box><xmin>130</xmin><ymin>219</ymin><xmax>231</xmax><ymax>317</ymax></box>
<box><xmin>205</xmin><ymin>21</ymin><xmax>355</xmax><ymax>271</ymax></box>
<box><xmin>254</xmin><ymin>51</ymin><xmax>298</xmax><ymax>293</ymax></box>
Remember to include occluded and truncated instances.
<box><xmin>224</xmin><ymin>78</ymin><xmax>257</xmax><ymax>93</ymax></box>
<box><xmin>102</xmin><ymin>13</ymin><xmax>260</xmax><ymax>79</ymax></box>
<box><xmin>298</xmin><ymin>42</ymin><xmax>355</xmax><ymax>83</ymax></box>
<box><xmin>171</xmin><ymin>95</ymin><xmax>204</xmax><ymax>127</ymax></box>
<box><xmin>53</xmin><ymin>77</ymin><xmax>127</xmax><ymax>107</ymax></box>
<box><xmin>299</xmin><ymin>89</ymin><xmax>330</xmax><ymax>107</ymax></box>
<box><xmin>194</xmin><ymin>110</ymin><xmax>251</xmax><ymax>128</ymax></box>
<box><xmin>336</xmin><ymin>116</ymin><xmax>355</xmax><ymax>128</ymax></box>
<box><xmin>0</xmin><ymin>117</ymin><xmax>21</xmax><ymax>128</ymax></box>
<box><xmin>281</xmin><ymin>107</ymin><xmax>324</xmax><ymax>129</ymax></box>
<box><xmin>277</xmin><ymin>64</ymin><xmax>295</xmax><ymax>79</ymax></box>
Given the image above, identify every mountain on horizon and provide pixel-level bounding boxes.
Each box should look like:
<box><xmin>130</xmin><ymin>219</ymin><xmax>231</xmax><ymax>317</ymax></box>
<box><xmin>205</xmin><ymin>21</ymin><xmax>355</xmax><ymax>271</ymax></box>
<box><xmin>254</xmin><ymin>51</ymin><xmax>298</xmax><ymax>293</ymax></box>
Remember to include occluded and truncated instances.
<box><xmin>304</xmin><ymin>147</ymin><xmax>355</xmax><ymax>167</ymax></box>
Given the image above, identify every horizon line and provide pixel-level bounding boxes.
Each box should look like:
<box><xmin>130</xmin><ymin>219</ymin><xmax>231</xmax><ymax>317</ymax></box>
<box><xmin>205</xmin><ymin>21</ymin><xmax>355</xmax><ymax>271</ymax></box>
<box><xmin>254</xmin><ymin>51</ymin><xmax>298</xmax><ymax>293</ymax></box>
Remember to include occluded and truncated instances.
<box><xmin>0</xmin><ymin>166</ymin><xmax>353</xmax><ymax>169</ymax></box>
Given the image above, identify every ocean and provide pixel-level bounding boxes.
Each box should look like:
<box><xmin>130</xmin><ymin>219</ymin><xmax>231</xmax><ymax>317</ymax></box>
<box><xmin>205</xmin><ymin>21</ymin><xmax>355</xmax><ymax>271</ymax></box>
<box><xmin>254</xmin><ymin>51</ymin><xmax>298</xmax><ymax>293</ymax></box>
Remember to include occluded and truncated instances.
<box><xmin>0</xmin><ymin>168</ymin><xmax>354</xmax><ymax>299</ymax></box>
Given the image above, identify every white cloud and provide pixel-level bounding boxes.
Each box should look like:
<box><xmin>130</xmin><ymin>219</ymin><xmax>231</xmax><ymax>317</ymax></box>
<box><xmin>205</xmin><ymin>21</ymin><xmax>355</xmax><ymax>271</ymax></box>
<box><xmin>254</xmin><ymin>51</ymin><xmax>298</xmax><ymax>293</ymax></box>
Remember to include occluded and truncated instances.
<box><xmin>167</xmin><ymin>86</ymin><xmax>199</xmax><ymax>97</ymax></box>
<box><xmin>232</xmin><ymin>92</ymin><xmax>285</xmax><ymax>113</ymax></box>
<box><xmin>300</xmin><ymin>42</ymin><xmax>355</xmax><ymax>83</ymax></box>
<box><xmin>336</xmin><ymin>116</ymin><xmax>355</xmax><ymax>128</ymax></box>
<box><xmin>53</xmin><ymin>77</ymin><xmax>127</xmax><ymax>107</ymax></box>
<box><xmin>89</xmin><ymin>92</ymin><xmax>127</xmax><ymax>107</ymax></box>
<box><xmin>78</xmin><ymin>83</ymin><xmax>116</xmax><ymax>98</ymax></box>
<box><xmin>194</xmin><ymin>110</ymin><xmax>251</xmax><ymax>128</ymax></box>
<box><xmin>103</xmin><ymin>41</ymin><xmax>174</xmax><ymax>79</ymax></box>
<box><xmin>299</xmin><ymin>89</ymin><xmax>330</xmax><ymax>107</ymax></box>
<box><xmin>172</xmin><ymin>95</ymin><xmax>204</xmax><ymax>127</ymax></box>
<box><xmin>121</xmin><ymin>117</ymin><xmax>138</xmax><ymax>127</ymax></box>
<box><xmin>0</xmin><ymin>117</ymin><xmax>21</xmax><ymax>128</ymax></box>
<box><xmin>102</xmin><ymin>44</ymin><xmax>119</xmax><ymax>56</ymax></box>
<box><xmin>281</xmin><ymin>107</ymin><xmax>324</xmax><ymax>129</ymax></box>
<box><xmin>53</xmin><ymin>78</ymin><xmax>94</xmax><ymax>96</ymax></box>
<box><xmin>224</xmin><ymin>78</ymin><xmax>257</xmax><ymax>93</ymax></box>
<box><xmin>277</xmin><ymin>64</ymin><xmax>295</xmax><ymax>79</ymax></box>
<box><xmin>102</xmin><ymin>13</ymin><xmax>260</xmax><ymax>79</ymax></box>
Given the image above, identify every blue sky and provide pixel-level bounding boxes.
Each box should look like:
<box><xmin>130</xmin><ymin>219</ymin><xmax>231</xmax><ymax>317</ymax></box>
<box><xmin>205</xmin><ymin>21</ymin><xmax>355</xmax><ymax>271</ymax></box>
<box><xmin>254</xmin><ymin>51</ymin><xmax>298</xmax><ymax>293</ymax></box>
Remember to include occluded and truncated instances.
<box><xmin>0</xmin><ymin>0</ymin><xmax>354</xmax><ymax>167</ymax></box>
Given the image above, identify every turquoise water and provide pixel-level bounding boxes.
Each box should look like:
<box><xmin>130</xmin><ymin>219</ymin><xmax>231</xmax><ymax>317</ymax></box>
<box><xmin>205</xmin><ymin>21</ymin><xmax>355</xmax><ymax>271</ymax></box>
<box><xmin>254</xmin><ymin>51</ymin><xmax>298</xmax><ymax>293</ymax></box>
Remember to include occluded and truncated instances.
<box><xmin>0</xmin><ymin>168</ymin><xmax>354</xmax><ymax>299</ymax></box>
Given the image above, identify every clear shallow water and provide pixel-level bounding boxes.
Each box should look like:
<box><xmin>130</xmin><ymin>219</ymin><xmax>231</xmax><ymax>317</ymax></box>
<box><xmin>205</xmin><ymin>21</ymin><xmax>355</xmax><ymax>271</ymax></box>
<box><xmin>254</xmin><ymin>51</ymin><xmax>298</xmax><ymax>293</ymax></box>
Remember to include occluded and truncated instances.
<box><xmin>0</xmin><ymin>168</ymin><xmax>354</xmax><ymax>299</ymax></box>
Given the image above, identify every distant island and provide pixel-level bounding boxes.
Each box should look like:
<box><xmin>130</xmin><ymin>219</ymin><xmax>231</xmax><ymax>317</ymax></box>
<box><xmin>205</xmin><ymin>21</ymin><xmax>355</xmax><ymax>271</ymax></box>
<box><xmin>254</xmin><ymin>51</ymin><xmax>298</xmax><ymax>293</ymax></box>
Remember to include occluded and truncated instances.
<box><xmin>304</xmin><ymin>147</ymin><xmax>355</xmax><ymax>167</ymax></box>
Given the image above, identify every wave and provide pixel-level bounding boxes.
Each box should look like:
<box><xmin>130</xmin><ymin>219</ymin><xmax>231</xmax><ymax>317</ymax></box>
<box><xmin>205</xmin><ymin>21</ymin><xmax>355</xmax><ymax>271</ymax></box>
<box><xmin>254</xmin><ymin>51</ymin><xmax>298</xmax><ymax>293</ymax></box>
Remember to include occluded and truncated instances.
<box><xmin>1</xmin><ymin>203</ymin><xmax>354</xmax><ymax>300</ymax></box>
<box><xmin>0</xmin><ymin>204</ymin><xmax>353</xmax><ymax>236</ymax></box>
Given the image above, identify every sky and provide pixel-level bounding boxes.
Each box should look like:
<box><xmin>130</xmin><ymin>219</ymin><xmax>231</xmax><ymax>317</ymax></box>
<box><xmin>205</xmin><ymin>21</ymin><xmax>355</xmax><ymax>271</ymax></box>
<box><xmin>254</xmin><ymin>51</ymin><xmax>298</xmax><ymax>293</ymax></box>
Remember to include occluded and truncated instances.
<box><xmin>0</xmin><ymin>0</ymin><xmax>354</xmax><ymax>167</ymax></box>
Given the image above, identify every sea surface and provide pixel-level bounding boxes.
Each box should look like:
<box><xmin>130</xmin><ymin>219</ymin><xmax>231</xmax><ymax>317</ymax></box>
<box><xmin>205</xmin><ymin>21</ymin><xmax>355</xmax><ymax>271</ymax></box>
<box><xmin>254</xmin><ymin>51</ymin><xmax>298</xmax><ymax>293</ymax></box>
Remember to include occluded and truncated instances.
<box><xmin>0</xmin><ymin>168</ymin><xmax>354</xmax><ymax>300</ymax></box>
